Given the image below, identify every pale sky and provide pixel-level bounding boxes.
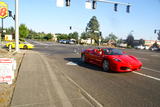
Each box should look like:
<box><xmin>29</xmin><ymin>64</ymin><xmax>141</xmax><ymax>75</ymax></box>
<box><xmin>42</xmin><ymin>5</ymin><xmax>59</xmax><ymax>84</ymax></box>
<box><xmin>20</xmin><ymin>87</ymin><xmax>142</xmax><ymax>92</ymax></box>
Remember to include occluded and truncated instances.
<box><xmin>3</xmin><ymin>0</ymin><xmax>160</xmax><ymax>40</ymax></box>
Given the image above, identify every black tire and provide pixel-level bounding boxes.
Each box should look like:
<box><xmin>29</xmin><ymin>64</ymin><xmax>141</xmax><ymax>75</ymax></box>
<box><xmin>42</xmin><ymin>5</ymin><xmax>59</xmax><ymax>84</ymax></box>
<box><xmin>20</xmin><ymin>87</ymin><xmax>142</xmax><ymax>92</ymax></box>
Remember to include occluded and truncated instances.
<box><xmin>23</xmin><ymin>45</ymin><xmax>28</xmax><ymax>49</ymax></box>
<box><xmin>103</xmin><ymin>60</ymin><xmax>109</xmax><ymax>72</ymax></box>
<box><xmin>81</xmin><ymin>54</ymin><xmax>86</xmax><ymax>63</ymax></box>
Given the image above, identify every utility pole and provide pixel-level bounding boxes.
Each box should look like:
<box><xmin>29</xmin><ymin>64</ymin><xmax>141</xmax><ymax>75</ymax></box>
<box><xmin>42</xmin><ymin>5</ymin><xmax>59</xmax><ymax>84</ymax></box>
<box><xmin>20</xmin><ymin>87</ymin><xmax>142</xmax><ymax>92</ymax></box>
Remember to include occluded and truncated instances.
<box><xmin>1</xmin><ymin>18</ymin><xmax>4</xmax><ymax>39</ymax></box>
<box><xmin>15</xmin><ymin>0</ymin><xmax>19</xmax><ymax>52</ymax></box>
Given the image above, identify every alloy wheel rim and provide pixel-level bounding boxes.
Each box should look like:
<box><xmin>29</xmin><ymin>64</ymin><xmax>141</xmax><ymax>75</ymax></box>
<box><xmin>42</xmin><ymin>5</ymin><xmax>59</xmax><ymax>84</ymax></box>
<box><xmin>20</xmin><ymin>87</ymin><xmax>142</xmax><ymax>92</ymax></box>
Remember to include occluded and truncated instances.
<box><xmin>103</xmin><ymin>60</ymin><xmax>108</xmax><ymax>70</ymax></box>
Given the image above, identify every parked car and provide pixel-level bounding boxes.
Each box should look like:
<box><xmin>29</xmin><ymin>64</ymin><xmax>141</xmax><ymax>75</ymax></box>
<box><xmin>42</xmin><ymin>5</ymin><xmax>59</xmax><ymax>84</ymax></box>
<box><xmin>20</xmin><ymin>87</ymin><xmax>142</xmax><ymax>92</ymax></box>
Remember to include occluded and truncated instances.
<box><xmin>134</xmin><ymin>45</ymin><xmax>145</xmax><ymax>49</ymax></box>
<box><xmin>150</xmin><ymin>47</ymin><xmax>159</xmax><ymax>51</ymax></box>
<box><xmin>59</xmin><ymin>40</ymin><xmax>65</xmax><ymax>43</ymax></box>
<box><xmin>6</xmin><ymin>42</ymin><xmax>34</xmax><ymax>49</ymax></box>
<box><xmin>59</xmin><ymin>40</ymin><xmax>68</xmax><ymax>44</ymax></box>
<box><xmin>144</xmin><ymin>46</ymin><xmax>150</xmax><ymax>50</ymax></box>
<box><xmin>59</xmin><ymin>40</ymin><xmax>76</xmax><ymax>44</ymax></box>
<box><xmin>81</xmin><ymin>48</ymin><xmax>142</xmax><ymax>72</ymax></box>
<box><xmin>69</xmin><ymin>40</ymin><xmax>76</xmax><ymax>44</ymax></box>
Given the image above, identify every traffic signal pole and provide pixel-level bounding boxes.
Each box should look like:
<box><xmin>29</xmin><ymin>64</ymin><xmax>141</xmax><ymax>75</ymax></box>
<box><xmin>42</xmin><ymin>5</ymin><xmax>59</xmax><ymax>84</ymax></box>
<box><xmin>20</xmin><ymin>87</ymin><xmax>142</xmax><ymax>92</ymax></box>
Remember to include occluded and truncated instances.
<box><xmin>92</xmin><ymin>0</ymin><xmax>131</xmax><ymax>13</ymax></box>
<box><xmin>15</xmin><ymin>0</ymin><xmax>19</xmax><ymax>52</ymax></box>
<box><xmin>96</xmin><ymin>0</ymin><xmax>131</xmax><ymax>6</ymax></box>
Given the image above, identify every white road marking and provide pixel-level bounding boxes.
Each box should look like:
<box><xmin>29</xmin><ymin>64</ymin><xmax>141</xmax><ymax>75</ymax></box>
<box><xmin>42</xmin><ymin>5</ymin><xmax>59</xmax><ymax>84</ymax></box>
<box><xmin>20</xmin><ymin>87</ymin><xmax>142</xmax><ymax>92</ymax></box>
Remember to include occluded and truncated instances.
<box><xmin>142</xmin><ymin>67</ymin><xmax>160</xmax><ymax>73</ymax></box>
<box><xmin>151</xmin><ymin>54</ymin><xmax>160</xmax><ymax>57</ymax></box>
<box><xmin>137</xmin><ymin>58</ymin><xmax>148</xmax><ymax>60</ymax></box>
<box><xmin>60</xmin><ymin>70</ymin><xmax>103</xmax><ymax>107</ymax></box>
<box><xmin>132</xmin><ymin>71</ymin><xmax>160</xmax><ymax>81</ymax></box>
<box><xmin>66</xmin><ymin>62</ymin><xmax>78</xmax><ymax>66</ymax></box>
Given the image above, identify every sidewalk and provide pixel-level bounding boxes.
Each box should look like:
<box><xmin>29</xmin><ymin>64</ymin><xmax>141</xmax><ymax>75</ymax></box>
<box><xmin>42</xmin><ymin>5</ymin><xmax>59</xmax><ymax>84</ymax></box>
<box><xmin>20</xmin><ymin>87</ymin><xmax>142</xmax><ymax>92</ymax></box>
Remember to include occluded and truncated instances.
<box><xmin>10</xmin><ymin>51</ymin><xmax>92</xmax><ymax>107</ymax></box>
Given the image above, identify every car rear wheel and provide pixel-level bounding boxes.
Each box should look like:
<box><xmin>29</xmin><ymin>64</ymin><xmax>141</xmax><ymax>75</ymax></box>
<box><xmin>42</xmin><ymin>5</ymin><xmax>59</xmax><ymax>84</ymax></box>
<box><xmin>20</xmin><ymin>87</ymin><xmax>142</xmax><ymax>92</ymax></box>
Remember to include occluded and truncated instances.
<box><xmin>81</xmin><ymin>54</ymin><xmax>86</xmax><ymax>62</ymax></box>
<box><xmin>23</xmin><ymin>45</ymin><xmax>28</xmax><ymax>49</ymax></box>
<box><xmin>103</xmin><ymin>60</ymin><xmax>109</xmax><ymax>72</ymax></box>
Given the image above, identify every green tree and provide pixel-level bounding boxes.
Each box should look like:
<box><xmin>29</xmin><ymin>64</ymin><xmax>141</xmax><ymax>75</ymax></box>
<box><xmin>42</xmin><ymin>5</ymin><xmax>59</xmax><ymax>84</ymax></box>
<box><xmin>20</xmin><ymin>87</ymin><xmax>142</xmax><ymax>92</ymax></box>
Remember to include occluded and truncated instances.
<box><xmin>19</xmin><ymin>24</ymin><xmax>29</xmax><ymax>38</ymax></box>
<box><xmin>56</xmin><ymin>34</ymin><xmax>68</xmax><ymax>40</ymax></box>
<box><xmin>108</xmin><ymin>33</ymin><xmax>117</xmax><ymax>42</ymax></box>
<box><xmin>117</xmin><ymin>38</ymin><xmax>123</xmax><ymax>44</ymax></box>
<box><xmin>139</xmin><ymin>39</ymin><xmax>145</xmax><ymax>46</ymax></box>
<box><xmin>86</xmin><ymin>16</ymin><xmax>100</xmax><ymax>44</ymax></box>
<box><xmin>44</xmin><ymin>33</ymin><xmax>52</xmax><ymax>40</ymax></box>
<box><xmin>126</xmin><ymin>34</ymin><xmax>134</xmax><ymax>47</ymax></box>
<box><xmin>80</xmin><ymin>32</ymin><xmax>88</xmax><ymax>39</ymax></box>
<box><xmin>6</xmin><ymin>27</ymin><xmax>15</xmax><ymax>34</ymax></box>
<box><xmin>68</xmin><ymin>33</ymin><xmax>73</xmax><ymax>39</ymax></box>
<box><xmin>103</xmin><ymin>33</ymin><xmax>117</xmax><ymax>43</ymax></box>
<box><xmin>72</xmin><ymin>32</ymin><xmax>79</xmax><ymax>40</ymax></box>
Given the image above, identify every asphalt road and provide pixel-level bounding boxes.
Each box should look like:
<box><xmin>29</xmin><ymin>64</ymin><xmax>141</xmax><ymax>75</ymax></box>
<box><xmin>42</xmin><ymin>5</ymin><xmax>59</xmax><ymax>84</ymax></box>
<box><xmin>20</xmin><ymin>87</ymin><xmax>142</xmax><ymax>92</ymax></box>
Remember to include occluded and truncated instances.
<box><xmin>29</xmin><ymin>40</ymin><xmax>160</xmax><ymax>107</ymax></box>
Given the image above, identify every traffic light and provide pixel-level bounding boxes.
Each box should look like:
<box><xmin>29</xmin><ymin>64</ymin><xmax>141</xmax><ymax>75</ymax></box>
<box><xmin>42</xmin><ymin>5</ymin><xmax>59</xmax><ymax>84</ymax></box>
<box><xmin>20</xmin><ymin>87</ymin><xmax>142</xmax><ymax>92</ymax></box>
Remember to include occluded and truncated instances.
<box><xmin>8</xmin><ymin>10</ymin><xmax>12</xmax><ymax>17</ymax></box>
<box><xmin>114</xmin><ymin>4</ymin><xmax>118</xmax><ymax>12</ymax></box>
<box><xmin>69</xmin><ymin>26</ymin><xmax>72</xmax><ymax>30</ymax></box>
<box><xmin>56</xmin><ymin>0</ymin><xmax>64</xmax><ymax>7</ymax></box>
<box><xmin>154</xmin><ymin>29</ymin><xmax>157</xmax><ymax>34</ymax></box>
<box><xmin>99</xmin><ymin>32</ymin><xmax>102</xmax><ymax>36</ymax></box>
<box><xmin>66</xmin><ymin>0</ymin><xmax>70</xmax><ymax>6</ymax></box>
<box><xmin>126</xmin><ymin>5</ymin><xmax>130</xmax><ymax>13</ymax></box>
<box><xmin>92</xmin><ymin>0</ymin><xmax>96</xmax><ymax>9</ymax></box>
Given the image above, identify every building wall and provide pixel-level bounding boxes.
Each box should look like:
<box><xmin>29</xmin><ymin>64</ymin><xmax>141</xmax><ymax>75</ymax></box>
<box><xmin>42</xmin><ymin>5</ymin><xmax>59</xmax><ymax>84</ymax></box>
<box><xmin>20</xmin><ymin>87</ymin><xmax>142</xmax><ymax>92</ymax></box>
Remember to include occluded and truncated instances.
<box><xmin>81</xmin><ymin>38</ymin><xmax>95</xmax><ymax>44</ymax></box>
<box><xmin>144</xmin><ymin>40</ymin><xmax>160</xmax><ymax>47</ymax></box>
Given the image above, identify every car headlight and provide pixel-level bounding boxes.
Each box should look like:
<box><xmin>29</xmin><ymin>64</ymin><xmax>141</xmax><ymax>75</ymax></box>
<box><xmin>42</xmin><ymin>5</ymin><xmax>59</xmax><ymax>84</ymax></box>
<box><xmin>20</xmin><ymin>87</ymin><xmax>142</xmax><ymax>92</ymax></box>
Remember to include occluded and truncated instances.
<box><xmin>113</xmin><ymin>58</ymin><xmax>121</xmax><ymax>62</ymax></box>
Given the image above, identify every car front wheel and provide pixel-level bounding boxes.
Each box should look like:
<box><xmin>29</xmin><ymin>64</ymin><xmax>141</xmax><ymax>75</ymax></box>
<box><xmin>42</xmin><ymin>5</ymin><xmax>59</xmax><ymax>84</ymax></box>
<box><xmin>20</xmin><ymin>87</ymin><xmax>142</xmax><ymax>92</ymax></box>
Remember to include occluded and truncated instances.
<box><xmin>23</xmin><ymin>45</ymin><xmax>28</xmax><ymax>49</ymax></box>
<box><xmin>103</xmin><ymin>60</ymin><xmax>109</xmax><ymax>72</ymax></box>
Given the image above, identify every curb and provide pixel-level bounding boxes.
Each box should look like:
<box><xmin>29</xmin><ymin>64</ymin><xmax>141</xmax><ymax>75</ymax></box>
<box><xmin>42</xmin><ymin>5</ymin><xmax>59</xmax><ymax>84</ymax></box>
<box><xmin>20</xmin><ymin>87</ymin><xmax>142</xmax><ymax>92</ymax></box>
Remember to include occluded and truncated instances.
<box><xmin>8</xmin><ymin>52</ymin><xmax>26</xmax><ymax>107</ymax></box>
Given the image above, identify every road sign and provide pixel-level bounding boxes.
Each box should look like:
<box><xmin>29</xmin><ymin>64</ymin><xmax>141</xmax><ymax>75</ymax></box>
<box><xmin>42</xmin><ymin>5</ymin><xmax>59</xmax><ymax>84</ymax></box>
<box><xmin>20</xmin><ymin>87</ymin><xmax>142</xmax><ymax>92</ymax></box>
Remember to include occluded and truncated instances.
<box><xmin>0</xmin><ymin>58</ymin><xmax>16</xmax><ymax>84</ymax></box>
<box><xmin>56</xmin><ymin>0</ymin><xmax>64</xmax><ymax>7</ymax></box>
<box><xmin>0</xmin><ymin>2</ymin><xmax>8</xmax><ymax>18</ymax></box>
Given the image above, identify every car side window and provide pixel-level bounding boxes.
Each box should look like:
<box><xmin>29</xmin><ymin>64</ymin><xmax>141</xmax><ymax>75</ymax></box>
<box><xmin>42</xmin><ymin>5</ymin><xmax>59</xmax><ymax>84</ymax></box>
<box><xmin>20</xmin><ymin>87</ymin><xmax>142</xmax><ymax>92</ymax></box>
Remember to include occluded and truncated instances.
<box><xmin>104</xmin><ymin>49</ymin><xmax>110</xmax><ymax>55</ymax></box>
<box><xmin>88</xmin><ymin>50</ymin><xmax>94</xmax><ymax>54</ymax></box>
<box><xmin>90</xmin><ymin>49</ymin><xmax>102</xmax><ymax>56</ymax></box>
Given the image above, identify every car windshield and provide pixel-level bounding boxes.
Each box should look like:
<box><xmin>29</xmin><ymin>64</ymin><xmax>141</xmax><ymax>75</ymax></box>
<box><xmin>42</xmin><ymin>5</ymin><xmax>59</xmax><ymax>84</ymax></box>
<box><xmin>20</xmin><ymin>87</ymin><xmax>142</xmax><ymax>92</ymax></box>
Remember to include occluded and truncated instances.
<box><xmin>103</xmin><ymin>48</ymin><xmax>124</xmax><ymax>55</ymax></box>
<box><xmin>24</xmin><ymin>42</ymin><xmax>29</xmax><ymax>44</ymax></box>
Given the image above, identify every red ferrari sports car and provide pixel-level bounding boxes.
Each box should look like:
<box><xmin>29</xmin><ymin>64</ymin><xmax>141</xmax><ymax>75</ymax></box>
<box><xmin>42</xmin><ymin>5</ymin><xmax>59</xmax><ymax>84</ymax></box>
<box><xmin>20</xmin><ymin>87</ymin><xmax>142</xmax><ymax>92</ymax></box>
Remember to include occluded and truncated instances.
<box><xmin>81</xmin><ymin>48</ymin><xmax>142</xmax><ymax>72</ymax></box>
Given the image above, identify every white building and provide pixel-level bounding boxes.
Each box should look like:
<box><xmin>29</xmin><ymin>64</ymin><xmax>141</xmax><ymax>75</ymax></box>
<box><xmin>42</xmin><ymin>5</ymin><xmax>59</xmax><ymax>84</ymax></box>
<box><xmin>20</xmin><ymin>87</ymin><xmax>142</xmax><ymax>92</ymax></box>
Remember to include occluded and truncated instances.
<box><xmin>81</xmin><ymin>38</ymin><xmax>95</xmax><ymax>44</ymax></box>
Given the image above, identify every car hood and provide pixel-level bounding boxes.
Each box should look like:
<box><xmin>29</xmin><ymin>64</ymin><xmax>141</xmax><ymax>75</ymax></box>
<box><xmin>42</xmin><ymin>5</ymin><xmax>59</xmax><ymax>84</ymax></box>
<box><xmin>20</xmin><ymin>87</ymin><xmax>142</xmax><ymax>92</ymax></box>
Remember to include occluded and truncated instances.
<box><xmin>109</xmin><ymin>55</ymin><xmax>141</xmax><ymax>65</ymax></box>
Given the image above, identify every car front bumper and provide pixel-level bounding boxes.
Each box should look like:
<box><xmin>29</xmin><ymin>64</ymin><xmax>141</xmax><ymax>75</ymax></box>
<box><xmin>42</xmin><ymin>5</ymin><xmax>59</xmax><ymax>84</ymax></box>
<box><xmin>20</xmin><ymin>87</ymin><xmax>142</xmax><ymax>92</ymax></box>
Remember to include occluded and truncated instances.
<box><xmin>110</xmin><ymin>63</ymin><xmax>142</xmax><ymax>72</ymax></box>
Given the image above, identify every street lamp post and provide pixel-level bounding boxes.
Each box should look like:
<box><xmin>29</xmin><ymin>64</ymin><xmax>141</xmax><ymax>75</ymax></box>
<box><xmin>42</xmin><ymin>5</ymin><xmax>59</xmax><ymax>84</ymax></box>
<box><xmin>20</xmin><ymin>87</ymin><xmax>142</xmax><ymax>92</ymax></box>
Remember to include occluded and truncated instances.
<box><xmin>15</xmin><ymin>0</ymin><xmax>19</xmax><ymax>52</ymax></box>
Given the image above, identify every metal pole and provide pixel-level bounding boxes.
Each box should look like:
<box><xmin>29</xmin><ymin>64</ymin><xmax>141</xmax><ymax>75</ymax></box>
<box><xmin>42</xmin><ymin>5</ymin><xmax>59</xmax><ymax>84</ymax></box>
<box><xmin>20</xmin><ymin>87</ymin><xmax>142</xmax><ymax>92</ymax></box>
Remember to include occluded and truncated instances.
<box><xmin>96</xmin><ymin>0</ymin><xmax>131</xmax><ymax>6</ymax></box>
<box><xmin>15</xmin><ymin>0</ymin><xmax>19</xmax><ymax>52</ymax></box>
<box><xmin>98</xmin><ymin>35</ymin><xmax>100</xmax><ymax>46</ymax></box>
<box><xmin>2</xmin><ymin>18</ymin><xmax>3</xmax><ymax>39</ymax></box>
<box><xmin>0</xmin><ymin>19</ymin><xmax>2</xmax><ymax>47</ymax></box>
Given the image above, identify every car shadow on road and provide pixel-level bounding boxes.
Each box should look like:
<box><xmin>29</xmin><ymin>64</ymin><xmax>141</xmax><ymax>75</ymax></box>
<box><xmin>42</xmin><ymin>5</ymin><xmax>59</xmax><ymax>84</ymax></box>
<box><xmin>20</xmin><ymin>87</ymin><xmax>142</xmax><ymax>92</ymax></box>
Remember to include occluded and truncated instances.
<box><xmin>64</xmin><ymin>57</ymin><xmax>119</xmax><ymax>73</ymax></box>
